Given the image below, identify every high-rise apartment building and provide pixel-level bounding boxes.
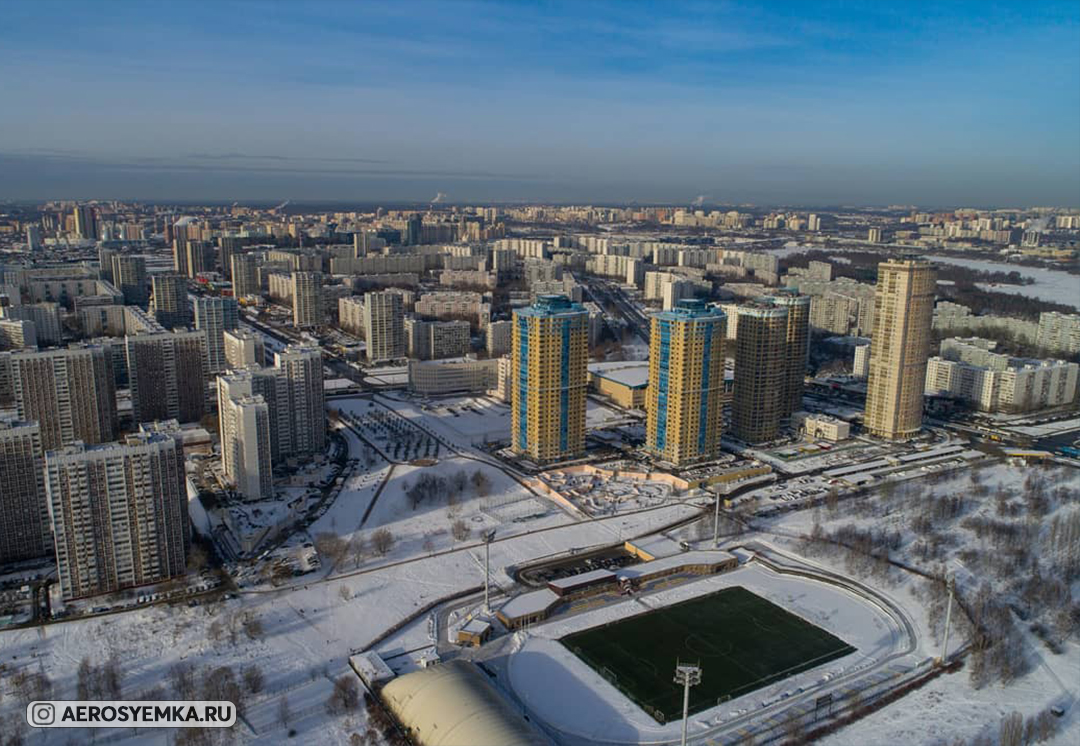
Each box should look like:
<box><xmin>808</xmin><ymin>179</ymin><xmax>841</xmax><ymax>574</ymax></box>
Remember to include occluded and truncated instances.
<box><xmin>864</xmin><ymin>259</ymin><xmax>935</xmax><ymax>439</ymax></box>
<box><xmin>231</xmin><ymin>253</ymin><xmax>260</xmax><ymax>298</ymax></box>
<box><xmin>731</xmin><ymin>305</ymin><xmax>789</xmax><ymax>444</ymax></box>
<box><xmin>0</xmin><ymin>420</ymin><xmax>49</xmax><ymax>564</ymax></box>
<box><xmin>486</xmin><ymin>319</ymin><xmax>512</xmax><ymax>357</ymax></box>
<box><xmin>151</xmin><ymin>274</ymin><xmax>190</xmax><ymax>328</ymax></box>
<box><xmin>511</xmin><ymin>295</ymin><xmax>588</xmax><ymax>463</ymax></box>
<box><xmin>1036</xmin><ymin>312</ymin><xmax>1080</xmax><ymax>357</ymax></box>
<box><xmin>112</xmin><ymin>255</ymin><xmax>148</xmax><ymax>305</ymax></box>
<box><xmin>194</xmin><ymin>296</ymin><xmax>239</xmax><ymax>373</ymax></box>
<box><xmin>126</xmin><ymin>331</ymin><xmax>208</xmax><ymax>425</ymax></box>
<box><xmin>338</xmin><ymin>296</ymin><xmax>365</xmax><ymax>335</ymax></box>
<box><xmin>25</xmin><ymin>224</ymin><xmax>42</xmax><ymax>251</ymax></box>
<box><xmin>2</xmin><ymin>303</ymin><xmax>62</xmax><ymax>346</ymax></box>
<box><xmin>218</xmin><ymin>389</ymin><xmax>273</xmax><ymax>501</ymax></box>
<box><xmin>406</xmin><ymin>318</ymin><xmax>471</xmax><ymax>360</ymax></box>
<box><xmin>769</xmin><ymin>291</ymin><xmax>811</xmax><ymax>420</ymax></box>
<box><xmin>11</xmin><ymin>345</ymin><xmax>117</xmax><ymax>451</ymax></box>
<box><xmin>184</xmin><ymin>241</ymin><xmax>215</xmax><ymax>279</ymax></box>
<box><xmin>73</xmin><ymin>205</ymin><xmax>98</xmax><ymax>240</ymax></box>
<box><xmin>98</xmin><ymin>246</ymin><xmax>117</xmax><ymax>283</ymax></box>
<box><xmin>275</xmin><ymin>346</ymin><xmax>325</xmax><ymax>456</ymax></box>
<box><xmin>45</xmin><ymin>428</ymin><xmax>188</xmax><ymax>600</ymax></box>
<box><xmin>363</xmin><ymin>291</ymin><xmax>405</xmax><ymax>362</ymax></box>
<box><xmin>291</xmin><ymin>271</ymin><xmax>322</xmax><ymax>329</ymax></box>
<box><xmin>218</xmin><ymin>366</ymin><xmax>291</xmax><ymax>459</ymax></box>
<box><xmin>223</xmin><ymin>328</ymin><xmax>265</xmax><ymax>369</ymax></box>
<box><xmin>645</xmin><ymin>299</ymin><xmax>727</xmax><ymax>465</ymax></box>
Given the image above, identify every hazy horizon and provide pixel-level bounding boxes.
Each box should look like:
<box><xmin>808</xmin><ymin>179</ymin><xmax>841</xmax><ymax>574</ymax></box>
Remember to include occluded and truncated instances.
<box><xmin>2</xmin><ymin>1</ymin><xmax>1078</xmax><ymax>207</ymax></box>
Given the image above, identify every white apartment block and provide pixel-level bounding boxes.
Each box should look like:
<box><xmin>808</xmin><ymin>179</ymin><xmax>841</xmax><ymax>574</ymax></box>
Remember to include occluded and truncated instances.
<box><xmin>223</xmin><ymin>328</ymin><xmax>265</xmax><ymax>369</ymax></box>
<box><xmin>338</xmin><ymin>295</ymin><xmax>365</xmax><ymax>336</ymax></box>
<box><xmin>925</xmin><ymin>337</ymin><xmax>1079</xmax><ymax>413</ymax></box>
<box><xmin>219</xmin><ymin>392</ymin><xmax>273</xmax><ymax>501</ymax></box>
<box><xmin>194</xmin><ymin>296</ymin><xmax>239</xmax><ymax>373</ymax></box>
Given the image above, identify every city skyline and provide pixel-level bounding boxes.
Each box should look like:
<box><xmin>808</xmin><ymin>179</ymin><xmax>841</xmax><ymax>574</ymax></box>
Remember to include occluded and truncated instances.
<box><xmin>2</xmin><ymin>1</ymin><xmax>1078</xmax><ymax>206</ymax></box>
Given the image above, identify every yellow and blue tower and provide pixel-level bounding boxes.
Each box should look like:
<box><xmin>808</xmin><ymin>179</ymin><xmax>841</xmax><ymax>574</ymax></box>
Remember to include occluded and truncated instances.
<box><xmin>646</xmin><ymin>298</ymin><xmax>727</xmax><ymax>465</ymax></box>
<box><xmin>511</xmin><ymin>295</ymin><xmax>589</xmax><ymax>463</ymax></box>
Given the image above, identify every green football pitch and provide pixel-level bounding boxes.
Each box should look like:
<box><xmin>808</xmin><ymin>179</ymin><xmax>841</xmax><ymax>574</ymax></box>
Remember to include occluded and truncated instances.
<box><xmin>560</xmin><ymin>586</ymin><xmax>856</xmax><ymax>722</ymax></box>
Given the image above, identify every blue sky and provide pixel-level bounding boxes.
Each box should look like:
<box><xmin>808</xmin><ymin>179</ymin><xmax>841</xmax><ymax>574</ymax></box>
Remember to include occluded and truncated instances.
<box><xmin>1</xmin><ymin>1</ymin><xmax>1077</xmax><ymax>206</ymax></box>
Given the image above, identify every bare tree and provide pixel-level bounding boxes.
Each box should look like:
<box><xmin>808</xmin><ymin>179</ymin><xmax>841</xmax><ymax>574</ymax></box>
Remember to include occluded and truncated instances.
<box><xmin>338</xmin><ymin>585</ymin><xmax>352</xmax><ymax>602</ymax></box>
<box><xmin>102</xmin><ymin>655</ymin><xmax>123</xmax><ymax>699</ymax></box>
<box><xmin>169</xmin><ymin>661</ymin><xmax>198</xmax><ymax>700</ymax></box>
<box><xmin>242</xmin><ymin>664</ymin><xmax>264</xmax><ymax>694</ymax></box>
<box><xmin>470</xmin><ymin>469</ymin><xmax>492</xmax><ymax>497</ymax></box>
<box><xmin>452</xmin><ymin>518</ymin><xmax>471</xmax><ymax>542</ymax></box>
<box><xmin>314</xmin><ymin>532</ymin><xmax>348</xmax><ymax>564</ymax></box>
<box><xmin>325</xmin><ymin>675</ymin><xmax>360</xmax><ymax>715</ymax></box>
<box><xmin>999</xmin><ymin>711</ymin><xmax>1023</xmax><ymax>746</ymax></box>
<box><xmin>277</xmin><ymin>695</ymin><xmax>292</xmax><ymax>729</ymax></box>
<box><xmin>372</xmin><ymin>528</ymin><xmax>395</xmax><ymax>555</ymax></box>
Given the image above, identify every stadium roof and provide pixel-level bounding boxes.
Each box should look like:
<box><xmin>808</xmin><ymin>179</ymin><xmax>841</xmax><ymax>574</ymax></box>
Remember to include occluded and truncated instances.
<box><xmin>381</xmin><ymin>659</ymin><xmax>550</xmax><ymax>746</ymax></box>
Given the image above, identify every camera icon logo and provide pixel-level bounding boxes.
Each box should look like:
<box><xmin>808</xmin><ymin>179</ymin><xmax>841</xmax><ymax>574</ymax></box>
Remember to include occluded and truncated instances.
<box><xmin>29</xmin><ymin>702</ymin><xmax>55</xmax><ymax>726</ymax></box>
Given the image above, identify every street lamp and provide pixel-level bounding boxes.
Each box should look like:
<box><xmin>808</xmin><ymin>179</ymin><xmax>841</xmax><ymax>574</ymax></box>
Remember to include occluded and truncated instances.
<box><xmin>482</xmin><ymin>529</ymin><xmax>497</xmax><ymax>614</ymax></box>
<box><xmin>673</xmin><ymin>662</ymin><xmax>702</xmax><ymax>746</ymax></box>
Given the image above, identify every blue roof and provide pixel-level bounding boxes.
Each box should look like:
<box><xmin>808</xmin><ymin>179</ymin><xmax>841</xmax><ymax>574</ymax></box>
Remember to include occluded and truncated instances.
<box><xmin>514</xmin><ymin>294</ymin><xmax>587</xmax><ymax>318</ymax></box>
<box><xmin>652</xmin><ymin>298</ymin><xmax>727</xmax><ymax>322</ymax></box>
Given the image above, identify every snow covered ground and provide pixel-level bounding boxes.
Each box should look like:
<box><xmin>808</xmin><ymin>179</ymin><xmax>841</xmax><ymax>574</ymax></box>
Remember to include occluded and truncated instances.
<box><xmin>502</xmin><ymin>561</ymin><xmax>920</xmax><ymax>744</ymax></box>
<box><xmin>0</xmin><ymin>409</ymin><xmax>698</xmax><ymax>745</ymax></box>
<box><xmin>765</xmin><ymin>460</ymin><xmax>1080</xmax><ymax>746</ymax></box>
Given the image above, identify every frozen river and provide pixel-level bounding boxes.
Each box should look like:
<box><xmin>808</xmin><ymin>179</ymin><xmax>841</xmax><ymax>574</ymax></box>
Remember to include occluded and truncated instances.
<box><xmin>767</xmin><ymin>244</ymin><xmax>1080</xmax><ymax>310</ymax></box>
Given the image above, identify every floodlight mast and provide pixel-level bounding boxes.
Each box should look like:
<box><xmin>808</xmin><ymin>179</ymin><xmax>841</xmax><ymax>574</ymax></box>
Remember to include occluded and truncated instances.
<box><xmin>940</xmin><ymin>573</ymin><xmax>955</xmax><ymax>665</ymax></box>
<box><xmin>673</xmin><ymin>662</ymin><xmax>702</xmax><ymax>746</ymax></box>
<box><xmin>482</xmin><ymin>529</ymin><xmax>496</xmax><ymax>613</ymax></box>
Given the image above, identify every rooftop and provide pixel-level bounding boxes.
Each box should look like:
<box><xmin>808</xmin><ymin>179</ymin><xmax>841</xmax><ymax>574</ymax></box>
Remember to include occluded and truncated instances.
<box><xmin>589</xmin><ymin>361</ymin><xmax>650</xmax><ymax>389</ymax></box>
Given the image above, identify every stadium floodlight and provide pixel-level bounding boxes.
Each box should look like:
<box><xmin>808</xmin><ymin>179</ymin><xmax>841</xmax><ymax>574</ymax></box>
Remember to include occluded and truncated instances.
<box><xmin>673</xmin><ymin>661</ymin><xmax>702</xmax><ymax>746</ymax></box>
<box><xmin>482</xmin><ymin>529</ymin><xmax>496</xmax><ymax>613</ymax></box>
<box><xmin>940</xmin><ymin>572</ymin><xmax>955</xmax><ymax>665</ymax></box>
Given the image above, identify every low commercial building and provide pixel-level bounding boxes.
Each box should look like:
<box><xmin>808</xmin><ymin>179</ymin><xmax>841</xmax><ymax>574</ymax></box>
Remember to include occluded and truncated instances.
<box><xmin>497</xmin><ymin>550</ymin><xmax>738</xmax><ymax>629</ymax></box>
<box><xmin>588</xmin><ymin>361</ymin><xmax>649</xmax><ymax>409</ymax></box>
<box><xmin>793</xmin><ymin>412</ymin><xmax>851</xmax><ymax>441</ymax></box>
<box><xmin>407</xmin><ymin>357</ymin><xmax>498</xmax><ymax>395</ymax></box>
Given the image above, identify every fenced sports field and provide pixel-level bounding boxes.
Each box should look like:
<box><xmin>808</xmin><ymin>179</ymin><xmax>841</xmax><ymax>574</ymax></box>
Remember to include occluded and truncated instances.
<box><xmin>561</xmin><ymin>586</ymin><xmax>856</xmax><ymax>722</ymax></box>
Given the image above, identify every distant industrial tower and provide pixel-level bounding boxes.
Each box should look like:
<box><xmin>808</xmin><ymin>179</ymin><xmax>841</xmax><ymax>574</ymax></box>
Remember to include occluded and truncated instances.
<box><xmin>363</xmin><ymin>291</ymin><xmax>405</xmax><ymax>362</ymax></box>
<box><xmin>292</xmin><ymin>271</ymin><xmax>323</xmax><ymax>328</ymax></box>
<box><xmin>864</xmin><ymin>258</ymin><xmax>936</xmax><ymax>439</ymax></box>
<box><xmin>45</xmin><ymin>427</ymin><xmax>189</xmax><ymax>600</ymax></box>
<box><xmin>769</xmin><ymin>290</ymin><xmax>811</xmax><ymax>420</ymax></box>
<box><xmin>10</xmin><ymin>345</ymin><xmax>117</xmax><ymax>451</ymax></box>
<box><xmin>151</xmin><ymin>274</ymin><xmax>190</xmax><ymax>328</ymax></box>
<box><xmin>0</xmin><ymin>419</ymin><xmax>49</xmax><ymax>564</ymax></box>
<box><xmin>731</xmin><ymin>305</ymin><xmax>789</xmax><ymax>444</ymax></box>
<box><xmin>645</xmin><ymin>299</ymin><xmax>727</xmax><ymax>465</ymax></box>
<box><xmin>194</xmin><ymin>296</ymin><xmax>239</xmax><ymax>373</ymax></box>
<box><xmin>511</xmin><ymin>295</ymin><xmax>589</xmax><ymax>463</ymax></box>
